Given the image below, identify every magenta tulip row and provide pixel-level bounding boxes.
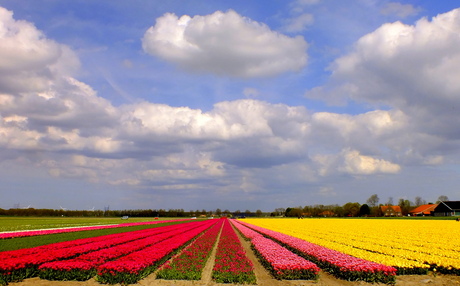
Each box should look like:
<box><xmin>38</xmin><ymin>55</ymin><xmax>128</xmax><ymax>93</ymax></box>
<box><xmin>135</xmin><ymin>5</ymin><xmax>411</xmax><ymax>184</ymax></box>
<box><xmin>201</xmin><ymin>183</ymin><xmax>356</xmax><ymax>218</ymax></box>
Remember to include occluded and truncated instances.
<box><xmin>211</xmin><ymin>219</ymin><xmax>256</xmax><ymax>284</ymax></box>
<box><xmin>156</xmin><ymin>218</ymin><xmax>224</xmax><ymax>280</ymax></box>
<box><xmin>237</xmin><ymin>221</ymin><xmax>397</xmax><ymax>284</ymax></box>
<box><xmin>96</xmin><ymin>220</ymin><xmax>217</xmax><ymax>284</ymax></box>
<box><xmin>0</xmin><ymin>220</ymin><xmax>215</xmax><ymax>285</ymax></box>
<box><xmin>0</xmin><ymin>219</ymin><xmax>186</xmax><ymax>239</ymax></box>
<box><xmin>230</xmin><ymin>220</ymin><xmax>320</xmax><ymax>280</ymax></box>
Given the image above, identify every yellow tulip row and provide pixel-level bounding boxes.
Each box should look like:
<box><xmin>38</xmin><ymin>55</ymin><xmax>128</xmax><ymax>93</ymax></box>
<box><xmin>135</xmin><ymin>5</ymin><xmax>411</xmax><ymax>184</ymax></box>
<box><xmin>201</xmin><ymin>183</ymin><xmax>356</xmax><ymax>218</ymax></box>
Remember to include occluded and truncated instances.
<box><xmin>243</xmin><ymin>218</ymin><xmax>460</xmax><ymax>274</ymax></box>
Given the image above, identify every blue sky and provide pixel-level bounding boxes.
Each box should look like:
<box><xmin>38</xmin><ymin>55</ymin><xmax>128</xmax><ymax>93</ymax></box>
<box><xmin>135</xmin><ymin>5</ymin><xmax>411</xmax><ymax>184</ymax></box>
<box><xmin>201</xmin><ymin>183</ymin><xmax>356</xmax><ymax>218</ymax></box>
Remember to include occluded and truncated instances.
<box><xmin>0</xmin><ymin>0</ymin><xmax>459</xmax><ymax>212</ymax></box>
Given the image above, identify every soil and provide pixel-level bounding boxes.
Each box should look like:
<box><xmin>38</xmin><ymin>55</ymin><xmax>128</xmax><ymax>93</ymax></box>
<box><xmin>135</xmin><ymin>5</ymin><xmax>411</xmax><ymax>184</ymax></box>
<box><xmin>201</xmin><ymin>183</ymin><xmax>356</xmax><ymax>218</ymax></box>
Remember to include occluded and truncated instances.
<box><xmin>7</xmin><ymin>224</ymin><xmax>460</xmax><ymax>286</ymax></box>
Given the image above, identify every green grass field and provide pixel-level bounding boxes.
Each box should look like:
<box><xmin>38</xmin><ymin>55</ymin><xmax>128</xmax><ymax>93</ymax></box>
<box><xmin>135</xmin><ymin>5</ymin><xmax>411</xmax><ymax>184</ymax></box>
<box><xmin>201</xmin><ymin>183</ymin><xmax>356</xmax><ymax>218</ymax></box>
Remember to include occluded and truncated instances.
<box><xmin>0</xmin><ymin>216</ymin><xmax>174</xmax><ymax>232</ymax></box>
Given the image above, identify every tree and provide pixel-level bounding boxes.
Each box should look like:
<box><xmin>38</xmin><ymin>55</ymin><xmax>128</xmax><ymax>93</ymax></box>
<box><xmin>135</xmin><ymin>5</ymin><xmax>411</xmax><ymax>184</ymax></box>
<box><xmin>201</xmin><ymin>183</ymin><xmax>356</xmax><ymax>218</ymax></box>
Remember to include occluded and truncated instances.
<box><xmin>414</xmin><ymin>196</ymin><xmax>426</xmax><ymax>206</ymax></box>
<box><xmin>437</xmin><ymin>195</ymin><xmax>449</xmax><ymax>203</ymax></box>
<box><xmin>274</xmin><ymin>208</ymin><xmax>285</xmax><ymax>216</ymax></box>
<box><xmin>359</xmin><ymin>204</ymin><xmax>371</xmax><ymax>216</ymax></box>
<box><xmin>285</xmin><ymin>207</ymin><xmax>292</xmax><ymax>217</ymax></box>
<box><xmin>215</xmin><ymin>208</ymin><xmax>222</xmax><ymax>216</ymax></box>
<box><xmin>286</xmin><ymin>208</ymin><xmax>303</xmax><ymax>217</ymax></box>
<box><xmin>366</xmin><ymin>194</ymin><xmax>379</xmax><ymax>207</ymax></box>
<box><xmin>386</xmin><ymin>197</ymin><xmax>394</xmax><ymax>206</ymax></box>
<box><xmin>398</xmin><ymin>198</ymin><xmax>412</xmax><ymax>216</ymax></box>
<box><xmin>343</xmin><ymin>202</ymin><xmax>361</xmax><ymax>217</ymax></box>
<box><xmin>255</xmin><ymin>209</ymin><xmax>263</xmax><ymax>217</ymax></box>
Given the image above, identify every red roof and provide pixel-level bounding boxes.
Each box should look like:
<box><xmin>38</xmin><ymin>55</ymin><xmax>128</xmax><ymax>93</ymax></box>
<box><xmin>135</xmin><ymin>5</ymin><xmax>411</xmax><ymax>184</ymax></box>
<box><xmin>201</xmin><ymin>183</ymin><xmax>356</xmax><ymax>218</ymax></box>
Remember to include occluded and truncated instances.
<box><xmin>409</xmin><ymin>204</ymin><xmax>438</xmax><ymax>215</ymax></box>
<box><xmin>380</xmin><ymin>205</ymin><xmax>402</xmax><ymax>213</ymax></box>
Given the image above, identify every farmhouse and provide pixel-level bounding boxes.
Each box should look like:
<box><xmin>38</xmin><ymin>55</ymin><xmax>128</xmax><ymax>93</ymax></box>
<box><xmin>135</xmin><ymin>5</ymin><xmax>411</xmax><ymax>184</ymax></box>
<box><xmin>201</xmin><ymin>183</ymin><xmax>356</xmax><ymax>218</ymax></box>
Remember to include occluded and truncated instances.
<box><xmin>433</xmin><ymin>201</ymin><xmax>460</xmax><ymax>216</ymax></box>
<box><xmin>409</xmin><ymin>204</ymin><xmax>437</xmax><ymax>216</ymax></box>
<box><xmin>319</xmin><ymin>210</ymin><xmax>335</xmax><ymax>217</ymax></box>
<box><xmin>380</xmin><ymin>205</ymin><xmax>402</xmax><ymax>217</ymax></box>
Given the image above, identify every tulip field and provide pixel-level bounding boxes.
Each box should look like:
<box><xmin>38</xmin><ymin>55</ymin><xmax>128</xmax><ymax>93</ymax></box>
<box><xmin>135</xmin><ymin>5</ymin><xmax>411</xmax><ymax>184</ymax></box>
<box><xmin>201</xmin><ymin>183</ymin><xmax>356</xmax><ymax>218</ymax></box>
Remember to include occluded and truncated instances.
<box><xmin>1</xmin><ymin>217</ymin><xmax>460</xmax><ymax>285</ymax></box>
<box><xmin>242</xmin><ymin>218</ymin><xmax>460</xmax><ymax>276</ymax></box>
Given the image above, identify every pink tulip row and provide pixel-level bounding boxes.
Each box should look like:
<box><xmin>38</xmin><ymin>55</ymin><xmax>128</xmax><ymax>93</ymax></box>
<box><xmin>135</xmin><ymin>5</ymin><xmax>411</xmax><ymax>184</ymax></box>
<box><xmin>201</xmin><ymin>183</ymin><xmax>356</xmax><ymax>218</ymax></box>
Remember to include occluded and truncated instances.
<box><xmin>95</xmin><ymin>219</ymin><xmax>218</xmax><ymax>284</ymax></box>
<box><xmin>0</xmin><ymin>219</ymin><xmax>187</xmax><ymax>239</ymax></box>
<box><xmin>211</xmin><ymin>219</ymin><xmax>256</xmax><ymax>284</ymax></box>
<box><xmin>231</xmin><ymin>219</ymin><xmax>320</xmax><ymax>280</ymax></box>
<box><xmin>237</xmin><ymin>221</ymin><xmax>397</xmax><ymax>284</ymax></box>
<box><xmin>156</xmin><ymin>218</ymin><xmax>224</xmax><ymax>280</ymax></box>
<box><xmin>0</xmin><ymin>220</ymin><xmax>211</xmax><ymax>285</ymax></box>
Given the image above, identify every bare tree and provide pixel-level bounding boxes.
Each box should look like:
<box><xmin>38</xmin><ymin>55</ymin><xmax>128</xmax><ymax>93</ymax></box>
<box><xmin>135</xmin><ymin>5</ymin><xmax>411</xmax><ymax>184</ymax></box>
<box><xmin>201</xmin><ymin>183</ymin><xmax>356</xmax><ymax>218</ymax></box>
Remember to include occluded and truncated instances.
<box><xmin>414</xmin><ymin>196</ymin><xmax>426</xmax><ymax>206</ymax></box>
<box><xmin>366</xmin><ymin>194</ymin><xmax>379</xmax><ymax>207</ymax></box>
<box><xmin>437</xmin><ymin>195</ymin><xmax>449</xmax><ymax>203</ymax></box>
<box><xmin>274</xmin><ymin>208</ymin><xmax>285</xmax><ymax>216</ymax></box>
<box><xmin>387</xmin><ymin>197</ymin><xmax>394</xmax><ymax>206</ymax></box>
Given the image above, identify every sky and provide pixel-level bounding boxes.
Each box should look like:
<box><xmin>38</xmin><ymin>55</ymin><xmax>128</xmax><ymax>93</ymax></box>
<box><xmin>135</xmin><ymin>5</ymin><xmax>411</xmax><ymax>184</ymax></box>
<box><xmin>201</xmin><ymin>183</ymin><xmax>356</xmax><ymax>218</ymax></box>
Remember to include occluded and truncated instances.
<box><xmin>0</xmin><ymin>0</ymin><xmax>459</xmax><ymax>212</ymax></box>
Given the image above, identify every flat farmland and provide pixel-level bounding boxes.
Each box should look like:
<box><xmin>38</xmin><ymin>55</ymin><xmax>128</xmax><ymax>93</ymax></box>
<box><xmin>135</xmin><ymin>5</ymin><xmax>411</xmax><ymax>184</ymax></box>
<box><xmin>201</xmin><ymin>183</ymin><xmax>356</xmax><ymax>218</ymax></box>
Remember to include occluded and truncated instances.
<box><xmin>1</xmin><ymin>217</ymin><xmax>460</xmax><ymax>286</ymax></box>
<box><xmin>0</xmin><ymin>217</ymin><xmax>168</xmax><ymax>232</ymax></box>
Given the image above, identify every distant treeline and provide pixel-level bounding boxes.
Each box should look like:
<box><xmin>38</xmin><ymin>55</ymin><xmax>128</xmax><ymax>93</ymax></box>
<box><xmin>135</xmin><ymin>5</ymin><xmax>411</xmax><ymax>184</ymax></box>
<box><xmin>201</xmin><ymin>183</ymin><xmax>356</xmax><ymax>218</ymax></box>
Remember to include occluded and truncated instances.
<box><xmin>0</xmin><ymin>208</ymin><xmax>191</xmax><ymax>217</ymax></box>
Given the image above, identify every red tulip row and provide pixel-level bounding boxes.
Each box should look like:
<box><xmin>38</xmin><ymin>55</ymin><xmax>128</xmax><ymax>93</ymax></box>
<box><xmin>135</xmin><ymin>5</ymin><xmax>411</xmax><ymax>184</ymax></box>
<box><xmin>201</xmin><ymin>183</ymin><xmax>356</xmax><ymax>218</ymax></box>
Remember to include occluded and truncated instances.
<box><xmin>211</xmin><ymin>219</ymin><xmax>256</xmax><ymax>284</ymax></box>
<box><xmin>95</xmin><ymin>220</ymin><xmax>218</xmax><ymax>284</ymax></box>
<box><xmin>0</xmin><ymin>220</ymin><xmax>210</xmax><ymax>285</ymax></box>
<box><xmin>231</xmin><ymin>219</ymin><xmax>320</xmax><ymax>280</ymax></box>
<box><xmin>237</xmin><ymin>221</ymin><xmax>397</xmax><ymax>284</ymax></box>
<box><xmin>156</xmin><ymin>218</ymin><xmax>224</xmax><ymax>280</ymax></box>
<box><xmin>0</xmin><ymin>219</ymin><xmax>186</xmax><ymax>239</ymax></box>
<box><xmin>38</xmin><ymin>220</ymin><xmax>211</xmax><ymax>281</ymax></box>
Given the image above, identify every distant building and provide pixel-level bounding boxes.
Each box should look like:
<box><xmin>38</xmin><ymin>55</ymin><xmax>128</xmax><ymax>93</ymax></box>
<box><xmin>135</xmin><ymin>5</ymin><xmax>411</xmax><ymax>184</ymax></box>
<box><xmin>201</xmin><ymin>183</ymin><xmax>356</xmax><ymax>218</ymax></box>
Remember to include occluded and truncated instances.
<box><xmin>409</xmin><ymin>204</ymin><xmax>438</xmax><ymax>216</ymax></box>
<box><xmin>380</xmin><ymin>205</ymin><xmax>402</xmax><ymax>217</ymax></box>
<box><xmin>433</xmin><ymin>201</ymin><xmax>460</xmax><ymax>216</ymax></box>
<box><xmin>319</xmin><ymin>210</ymin><xmax>335</xmax><ymax>217</ymax></box>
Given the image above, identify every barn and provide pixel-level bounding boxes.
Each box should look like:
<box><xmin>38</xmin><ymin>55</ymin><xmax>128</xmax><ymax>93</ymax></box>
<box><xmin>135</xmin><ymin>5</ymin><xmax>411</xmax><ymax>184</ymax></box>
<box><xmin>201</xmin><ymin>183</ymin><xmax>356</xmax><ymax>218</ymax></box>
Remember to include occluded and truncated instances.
<box><xmin>432</xmin><ymin>201</ymin><xmax>460</xmax><ymax>216</ymax></box>
<box><xmin>409</xmin><ymin>204</ymin><xmax>437</xmax><ymax>216</ymax></box>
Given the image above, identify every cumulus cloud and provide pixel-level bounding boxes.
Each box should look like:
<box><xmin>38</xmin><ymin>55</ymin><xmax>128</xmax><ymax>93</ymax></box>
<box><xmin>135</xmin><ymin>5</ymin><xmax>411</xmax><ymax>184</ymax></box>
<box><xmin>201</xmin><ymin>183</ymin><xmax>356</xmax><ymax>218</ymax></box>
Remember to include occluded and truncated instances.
<box><xmin>0</xmin><ymin>7</ymin><xmax>80</xmax><ymax>94</ymax></box>
<box><xmin>0</xmin><ymin>7</ymin><xmax>118</xmax><ymax>161</ymax></box>
<box><xmin>313</xmin><ymin>149</ymin><xmax>401</xmax><ymax>176</ymax></box>
<box><xmin>142</xmin><ymin>10</ymin><xmax>308</xmax><ymax>78</ymax></box>
<box><xmin>3</xmin><ymin>4</ymin><xmax>445</xmax><ymax>209</ymax></box>
<box><xmin>306</xmin><ymin>8</ymin><xmax>460</xmax><ymax>163</ymax></box>
<box><xmin>340</xmin><ymin>149</ymin><xmax>401</xmax><ymax>175</ymax></box>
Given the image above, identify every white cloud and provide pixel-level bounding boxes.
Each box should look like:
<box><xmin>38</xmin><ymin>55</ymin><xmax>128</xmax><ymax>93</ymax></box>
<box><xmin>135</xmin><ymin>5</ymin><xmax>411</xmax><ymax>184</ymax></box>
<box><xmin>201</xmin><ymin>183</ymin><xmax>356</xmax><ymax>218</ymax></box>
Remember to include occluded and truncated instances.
<box><xmin>3</xmin><ymin>4</ymin><xmax>459</xmax><ymax>209</ymax></box>
<box><xmin>329</xmin><ymin>8</ymin><xmax>460</xmax><ymax>110</ymax></box>
<box><xmin>0</xmin><ymin>7</ymin><xmax>80</xmax><ymax>94</ymax></box>
<box><xmin>142</xmin><ymin>10</ymin><xmax>308</xmax><ymax>78</ymax></box>
<box><xmin>307</xmin><ymin>8</ymin><xmax>460</xmax><ymax>162</ymax></box>
<box><xmin>313</xmin><ymin>149</ymin><xmax>401</xmax><ymax>176</ymax></box>
<box><xmin>340</xmin><ymin>149</ymin><xmax>401</xmax><ymax>175</ymax></box>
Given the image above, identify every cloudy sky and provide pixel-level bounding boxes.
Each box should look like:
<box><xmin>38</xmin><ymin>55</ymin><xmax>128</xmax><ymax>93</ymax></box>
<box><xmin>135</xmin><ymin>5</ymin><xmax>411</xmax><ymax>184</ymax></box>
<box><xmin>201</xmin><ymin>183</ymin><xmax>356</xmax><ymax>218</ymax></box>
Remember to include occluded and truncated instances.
<box><xmin>1</xmin><ymin>0</ymin><xmax>459</xmax><ymax>212</ymax></box>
